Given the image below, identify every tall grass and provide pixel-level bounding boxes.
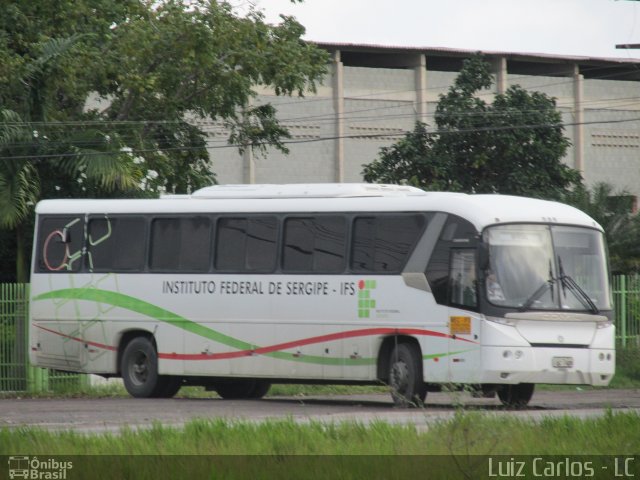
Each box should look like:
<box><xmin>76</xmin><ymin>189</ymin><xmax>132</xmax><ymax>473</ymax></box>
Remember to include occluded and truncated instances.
<box><xmin>2</xmin><ymin>411</ymin><xmax>639</xmax><ymax>455</ymax></box>
<box><xmin>3</xmin><ymin>412</ymin><xmax>638</xmax><ymax>479</ymax></box>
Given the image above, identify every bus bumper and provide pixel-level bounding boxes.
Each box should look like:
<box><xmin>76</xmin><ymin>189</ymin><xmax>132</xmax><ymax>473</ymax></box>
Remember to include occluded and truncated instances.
<box><xmin>478</xmin><ymin>346</ymin><xmax>616</xmax><ymax>386</ymax></box>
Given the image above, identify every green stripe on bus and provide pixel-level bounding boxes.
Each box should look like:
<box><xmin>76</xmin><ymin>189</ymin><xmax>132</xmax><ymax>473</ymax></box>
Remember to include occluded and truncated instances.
<box><xmin>33</xmin><ymin>288</ymin><xmax>376</xmax><ymax>366</ymax></box>
<box><xmin>33</xmin><ymin>288</ymin><xmax>470</xmax><ymax>367</ymax></box>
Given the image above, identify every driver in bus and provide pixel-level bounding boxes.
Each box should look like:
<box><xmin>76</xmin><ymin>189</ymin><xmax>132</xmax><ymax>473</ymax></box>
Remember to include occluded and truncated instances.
<box><xmin>486</xmin><ymin>271</ymin><xmax>505</xmax><ymax>302</ymax></box>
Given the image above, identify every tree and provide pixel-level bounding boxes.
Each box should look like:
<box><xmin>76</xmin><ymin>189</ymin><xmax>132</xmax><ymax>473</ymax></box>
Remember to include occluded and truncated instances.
<box><xmin>0</xmin><ymin>0</ymin><xmax>329</xmax><ymax>282</ymax></box>
<box><xmin>0</xmin><ymin>35</ymin><xmax>140</xmax><ymax>282</ymax></box>
<box><xmin>92</xmin><ymin>0</ymin><xmax>327</xmax><ymax>193</ymax></box>
<box><xmin>0</xmin><ymin>110</ymin><xmax>39</xmax><ymax>283</ymax></box>
<box><xmin>363</xmin><ymin>54</ymin><xmax>581</xmax><ymax>200</ymax></box>
<box><xmin>565</xmin><ymin>182</ymin><xmax>640</xmax><ymax>273</ymax></box>
<box><xmin>0</xmin><ymin>0</ymin><xmax>327</xmax><ymax>195</ymax></box>
<box><xmin>360</xmin><ymin>122</ymin><xmax>453</xmax><ymax>190</ymax></box>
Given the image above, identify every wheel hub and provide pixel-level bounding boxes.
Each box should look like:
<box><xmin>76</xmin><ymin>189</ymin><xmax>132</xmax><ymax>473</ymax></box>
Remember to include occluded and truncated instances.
<box><xmin>130</xmin><ymin>351</ymin><xmax>149</xmax><ymax>385</ymax></box>
<box><xmin>391</xmin><ymin>361</ymin><xmax>409</xmax><ymax>392</ymax></box>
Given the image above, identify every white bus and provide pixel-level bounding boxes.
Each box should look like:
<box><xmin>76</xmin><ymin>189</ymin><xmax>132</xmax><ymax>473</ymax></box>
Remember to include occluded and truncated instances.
<box><xmin>29</xmin><ymin>184</ymin><xmax>615</xmax><ymax>407</ymax></box>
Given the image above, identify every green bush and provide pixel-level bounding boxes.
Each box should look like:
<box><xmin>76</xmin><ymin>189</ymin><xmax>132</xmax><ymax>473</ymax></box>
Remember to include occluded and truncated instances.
<box><xmin>616</xmin><ymin>346</ymin><xmax>640</xmax><ymax>382</ymax></box>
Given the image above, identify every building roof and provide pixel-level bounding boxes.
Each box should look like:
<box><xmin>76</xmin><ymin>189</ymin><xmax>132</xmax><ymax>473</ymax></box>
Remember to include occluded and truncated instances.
<box><xmin>317</xmin><ymin>41</ymin><xmax>640</xmax><ymax>66</ymax></box>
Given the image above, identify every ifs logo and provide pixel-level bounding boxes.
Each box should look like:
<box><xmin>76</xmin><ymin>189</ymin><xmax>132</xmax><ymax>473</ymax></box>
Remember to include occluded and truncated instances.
<box><xmin>357</xmin><ymin>279</ymin><xmax>377</xmax><ymax>318</ymax></box>
<box><xmin>8</xmin><ymin>456</ymin><xmax>73</xmax><ymax>479</ymax></box>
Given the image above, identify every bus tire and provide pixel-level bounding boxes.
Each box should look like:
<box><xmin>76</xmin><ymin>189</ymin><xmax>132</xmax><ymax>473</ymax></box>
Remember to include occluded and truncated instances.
<box><xmin>246</xmin><ymin>380</ymin><xmax>271</xmax><ymax>399</ymax></box>
<box><xmin>154</xmin><ymin>376</ymin><xmax>183</xmax><ymax>398</ymax></box>
<box><xmin>497</xmin><ymin>383</ymin><xmax>534</xmax><ymax>408</ymax></box>
<box><xmin>389</xmin><ymin>342</ymin><xmax>427</xmax><ymax>408</ymax></box>
<box><xmin>121</xmin><ymin>336</ymin><xmax>163</xmax><ymax>398</ymax></box>
<box><xmin>215</xmin><ymin>380</ymin><xmax>259</xmax><ymax>399</ymax></box>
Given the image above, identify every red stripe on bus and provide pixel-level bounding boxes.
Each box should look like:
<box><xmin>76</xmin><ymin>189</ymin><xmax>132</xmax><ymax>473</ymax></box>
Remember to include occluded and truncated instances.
<box><xmin>34</xmin><ymin>324</ymin><xmax>477</xmax><ymax>360</ymax></box>
<box><xmin>157</xmin><ymin>327</ymin><xmax>477</xmax><ymax>361</ymax></box>
<box><xmin>34</xmin><ymin>324</ymin><xmax>118</xmax><ymax>351</ymax></box>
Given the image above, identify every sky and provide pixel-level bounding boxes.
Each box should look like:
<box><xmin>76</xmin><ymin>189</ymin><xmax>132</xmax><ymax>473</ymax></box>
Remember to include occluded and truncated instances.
<box><xmin>253</xmin><ymin>0</ymin><xmax>640</xmax><ymax>61</ymax></box>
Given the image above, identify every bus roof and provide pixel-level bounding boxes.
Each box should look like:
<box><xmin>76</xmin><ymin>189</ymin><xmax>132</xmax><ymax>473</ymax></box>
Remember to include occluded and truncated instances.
<box><xmin>34</xmin><ymin>183</ymin><xmax>602</xmax><ymax>232</ymax></box>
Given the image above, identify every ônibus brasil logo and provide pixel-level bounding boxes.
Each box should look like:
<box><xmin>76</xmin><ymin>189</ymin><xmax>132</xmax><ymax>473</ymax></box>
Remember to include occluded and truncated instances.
<box><xmin>8</xmin><ymin>456</ymin><xmax>73</xmax><ymax>479</ymax></box>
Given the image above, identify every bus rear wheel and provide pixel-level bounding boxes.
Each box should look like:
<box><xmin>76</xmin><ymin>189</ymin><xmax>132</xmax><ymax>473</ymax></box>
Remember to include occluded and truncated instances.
<box><xmin>389</xmin><ymin>343</ymin><xmax>427</xmax><ymax>408</ymax></box>
<box><xmin>247</xmin><ymin>380</ymin><xmax>271</xmax><ymax>399</ymax></box>
<box><xmin>155</xmin><ymin>376</ymin><xmax>183</xmax><ymax>398</ymax></box>
<box><xmin>215</xmin><ymin>379</ymin><xmax>271</xmax><ymax>399</ymax></box>
<box><xmin>121</xmin><ymin>336</ymin><xmax>181</xmax><ymax>398</ymax></box>
<box><xmin>497</xmin><ymin>383</ymin><xmax>534</xmax><ymax>408</ymax></box>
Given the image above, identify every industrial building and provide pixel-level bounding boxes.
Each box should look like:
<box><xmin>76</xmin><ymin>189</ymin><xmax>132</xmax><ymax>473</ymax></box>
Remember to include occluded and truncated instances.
<box><xmin>206</xmin><ymin>43</ymin><xmax>640</xmax><ymax>198</ymax></box>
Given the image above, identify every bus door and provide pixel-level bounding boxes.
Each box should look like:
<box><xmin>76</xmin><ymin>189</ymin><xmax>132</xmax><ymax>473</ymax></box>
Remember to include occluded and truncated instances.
<box><xmin>447</xmin><ymin>249</ymin><xmax>482</xmax><ymax>383</ymax></box>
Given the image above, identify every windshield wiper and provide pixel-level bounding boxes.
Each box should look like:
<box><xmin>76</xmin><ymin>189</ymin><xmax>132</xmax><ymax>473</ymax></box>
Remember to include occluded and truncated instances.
<box><xmin>519</xmin><ymin>260</ymin><xmax>555</xmax><ymax>311</ymax></box>
<box><xmin>557</xmin><ymin>257</ymin><xmax>600</xmax><ymax>314</ymax></box>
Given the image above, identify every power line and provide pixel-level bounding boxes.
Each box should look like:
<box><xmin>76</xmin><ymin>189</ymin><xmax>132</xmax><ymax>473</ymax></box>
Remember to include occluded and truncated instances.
<box><xmin>1</xmin><ymin>62</ymin><xmax>640</xmax><ymax>155</ymax></box>
<box><xmin>2</xmin><ymin>114</ymin><xmax>640</xmax><ymax>162</ymax></box>
<box><xmin>3</xmin><ymin>90</ymin><xmax>640</xmax><ymax>135</ymax></box>
<box><xmin>5</xmin><ymin>60</ymin><xmax>631</xmax><ymax>131</ymax></box>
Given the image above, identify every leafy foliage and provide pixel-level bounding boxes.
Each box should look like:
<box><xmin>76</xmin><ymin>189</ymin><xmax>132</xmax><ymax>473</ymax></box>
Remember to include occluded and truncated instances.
<box><xmin>564</xmin><ymin>182</ymin><xmax>640</xmax><ymax>273</ymax></box>
<box><xmin>363</xmin><ymin>54</ymin><xmax>581</xmax><ymax>200</ymax></box>
<box><xmin>0</xmin><ymin>0</ymin><xmax>329</xmax><ymax>281</ymax></box>
<box><xmin>0</xmin><ymin>110</ymin><xmax>39</xmax><ymax>229</ymax></box>
<box><xmin>362</xmin><ymin>123</ymin><xmax>449</xmax><ymax>190</ymax></box>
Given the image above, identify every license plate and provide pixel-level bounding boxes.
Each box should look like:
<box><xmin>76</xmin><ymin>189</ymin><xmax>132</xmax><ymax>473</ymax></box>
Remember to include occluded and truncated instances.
<box><xmin>552</xmin><ymin>356</ymin><xmax>574</xmax><ymax>369</ymax></box>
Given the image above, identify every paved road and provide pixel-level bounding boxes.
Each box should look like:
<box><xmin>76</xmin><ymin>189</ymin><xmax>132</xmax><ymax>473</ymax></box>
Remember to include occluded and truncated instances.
<box><xmin>1</xmin><ymin>389</ymin><xmax>639</xmax><ymax>433</ymax></box>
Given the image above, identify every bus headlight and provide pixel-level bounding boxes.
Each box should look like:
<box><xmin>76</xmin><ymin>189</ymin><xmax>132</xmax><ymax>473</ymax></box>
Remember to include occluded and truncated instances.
<box><xmin>502</xmin><ymin>349</ymin><xmax>523</xmax><ymax>360</ymax></box>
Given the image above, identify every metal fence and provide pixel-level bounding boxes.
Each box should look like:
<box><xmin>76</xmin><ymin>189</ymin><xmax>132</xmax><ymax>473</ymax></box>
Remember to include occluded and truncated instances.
<box><xmin>0</xmin><ymin>283</ymin><xmax>86</xmax><ymax>393</ymax></box>
<box><xmin>0</xmin><ymin>283</ymin><xmax>28</xmax><ymax>391</ymax></box>
<box><xmin>1</xmin><ymin>278</ymin><xmax>640</xmax><ymax>392</ymax></box>
<box><xmin>612</xmin><ymin>275</ymin><xmax>640</xmax><ymax>347</ymax></box>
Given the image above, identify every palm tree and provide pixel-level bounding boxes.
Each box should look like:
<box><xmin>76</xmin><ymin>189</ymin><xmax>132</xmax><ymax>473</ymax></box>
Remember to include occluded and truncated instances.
<box><xmin>0</xmin><ymin>110</ymin><xmax>40</xmax><ymax>282</ymax></box>
<box><xmin>566</xmin><ymin>182</ymin><xmax>640</xmax><ymax>274</ymax></box>
<box><xmin>0</xmin><ymin>36</ymin><xmax>139</xmax><ymax>282</ymax></box>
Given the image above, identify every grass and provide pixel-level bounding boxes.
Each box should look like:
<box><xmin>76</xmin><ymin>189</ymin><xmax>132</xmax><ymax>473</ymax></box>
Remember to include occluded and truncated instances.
<box><xmin>3</xmin><ymin>347</ymin><xmax>638</xmax><ymax>478</ymax></box>
<box><xmin>612</xmin><ymin>346</ymin><xmax>640</xmax><ymax>388</ymax></box>
<box><xmin>3</xmin><ymin>411</ymin><xmax>638</xmax><ymax>455</ymax></box>
<box><xmin>2</xmin><ymin>412</ymin><xmax>638</xmax><ymax>479</ymax></box>
<box><xmin>1</xmin><ymin>377</ymin><xmax>635</xmax><ymax>399</ymax></box>
<box><xmin>0</xmin><ymin>381</ymin><xmax>390</xmax><ymax>399</ymax></box>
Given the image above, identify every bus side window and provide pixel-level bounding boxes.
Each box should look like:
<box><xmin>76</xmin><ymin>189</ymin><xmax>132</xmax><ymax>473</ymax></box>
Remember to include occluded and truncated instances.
<box><xmin>215</xmin><ymin>217</ymin><xmax>278</xmax><ymax>272</ymax></box>
<box><xmin>37</xmin><ymin>216</ymin><xmax>85</xmax><ymax>272</ymax></box>
<box><xmin>351</xmin><ymin>214</ymin><xmax>425</xmax><ymax>273</ymax></box>
<box><xmin>87</xmin><ymin>216</ymin><xmax>147</xmax><ymax>272</ymax></box>
<box><xmin>150</xmin><ymin>217</ymin><xmax>211</xmax><ymax>272</ymax></box>
<box><xmin>283</xmin><ymin>216</ymin><xmax>346</xmax><ymax>273</ymax></box>
<box><xmin>449</xmin><ymin>249</ymin><xmax>477</xmax><ymax>308</ymax></box>
<box><xmin>425</xmin><ymin>216</ymin><xmax>477</xmax><ymax>306</ymax></box>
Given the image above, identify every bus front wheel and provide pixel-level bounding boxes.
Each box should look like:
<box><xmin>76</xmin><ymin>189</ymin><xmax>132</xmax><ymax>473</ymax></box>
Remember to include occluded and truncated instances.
<box><xmin>389</xmin><ymin>343</ymin><xmax>427</xmax><ymax>408</ymax></box>
<box><xmin>121</xmin><ymin>336</ymin><xmax>181</xmax><ymax>398</ymax></box>
<box><xmin>497</xmin><ymin>383</ymin><xmax>534</xmax><ymax>408</ymax></box>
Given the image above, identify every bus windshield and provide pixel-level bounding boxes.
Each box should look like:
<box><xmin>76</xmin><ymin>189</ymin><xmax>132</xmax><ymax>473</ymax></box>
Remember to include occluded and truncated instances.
<box><xmin>484</xmin><ymin>224</ymin><xmax>611</xmax><ymax>312</ymax></box>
